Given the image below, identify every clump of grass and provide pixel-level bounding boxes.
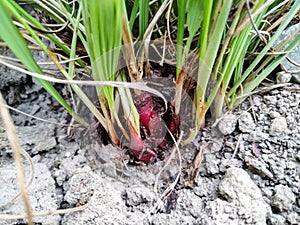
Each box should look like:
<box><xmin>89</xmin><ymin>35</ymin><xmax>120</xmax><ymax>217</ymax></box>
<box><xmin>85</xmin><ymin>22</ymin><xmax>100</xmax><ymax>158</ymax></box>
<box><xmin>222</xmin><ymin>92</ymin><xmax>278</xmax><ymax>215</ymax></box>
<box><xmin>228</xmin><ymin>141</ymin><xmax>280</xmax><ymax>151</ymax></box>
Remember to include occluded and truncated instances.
<box><xmin>82</xmin><ymin>0</ymin><xmax>124</xmax><ymax>145</ymax></box>
<box><xmin>0</xmin><ymin>0</ymin><xmax>299</xmax><ymax>158</ymax></box>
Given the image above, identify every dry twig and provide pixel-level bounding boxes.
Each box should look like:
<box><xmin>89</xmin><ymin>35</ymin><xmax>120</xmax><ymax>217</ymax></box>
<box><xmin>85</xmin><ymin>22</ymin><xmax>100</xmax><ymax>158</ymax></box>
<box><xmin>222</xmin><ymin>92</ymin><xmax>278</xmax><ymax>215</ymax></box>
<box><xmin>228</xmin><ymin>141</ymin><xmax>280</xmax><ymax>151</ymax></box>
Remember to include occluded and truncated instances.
<box><xmin>0</xmin><ymin>92</ymin><xmax>33</xmax><ymax>225</ymax></box>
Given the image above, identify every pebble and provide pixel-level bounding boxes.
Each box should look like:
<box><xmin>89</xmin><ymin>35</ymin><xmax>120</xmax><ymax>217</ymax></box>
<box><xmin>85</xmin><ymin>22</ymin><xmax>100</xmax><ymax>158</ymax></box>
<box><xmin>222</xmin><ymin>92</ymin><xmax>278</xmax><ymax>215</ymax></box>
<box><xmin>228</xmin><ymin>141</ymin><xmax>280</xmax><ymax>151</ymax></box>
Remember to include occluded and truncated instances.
<box><xmin>238</xmin><ymin>111</ymin><xmax>256</xmax><ymax>133</ymax></box>
<box><xmin>244</xmin><ymin>156</ymin><xmax>274</xmax><ymax>179</ymax></box>
<box><xmin>205</xmin><ymin>153</ymin><xmax>220</xmax><ymax>174</ymax></box>
<box><xmin>286</xmin><ymin>212</ymin><xmax>300</xmax><ymax>224</ymax></box>
<box><xmin>269</xmin><ymin>117</ymin><xmax>288</xmax><ymax>135</ymax></box>
<box><xmin>271</xmin><ymin>184</ymin><xmax>296</xmax><ymax>211</ymax></box>
<box><xmin>64</xmin><ymin>171</ymin><xmax>93</xmax><ymax>205</ymax></box>
<box><xmin>217</xmin><ymin>114</ymin><xmax>237</xmax><ymax>135</ymax></box>
<box><xmin>263</xmin><ymin>95</ymin><xmax>277</xmax><ymax>105</ymax></box>
<box><xmin>269</xmin><ymin>111</ymin><xmax>281</xmax><ymax>119</ymax></box>
<box><xmin>276</xmin><ymin>71</ymin><xmax>292</xmax><ymax>84</ymax></box>
<box><xmin>269</xmin><ymin>214</ymin><xmax>286</xmax><ymax>225</ymax></box>
<box><xmin>176</xmin><ymin>190</ymin><xmax>204</xmax><ymax>218</ymax></box>
<box><xmin>217</xmin><ymin>167</ymin><xmax>269</xmax><ymax>225</ymax></box>
<box><xmin>249</xmin><ymin>128</ymin><xmax>269</xmax><ymax>142</ymax></box>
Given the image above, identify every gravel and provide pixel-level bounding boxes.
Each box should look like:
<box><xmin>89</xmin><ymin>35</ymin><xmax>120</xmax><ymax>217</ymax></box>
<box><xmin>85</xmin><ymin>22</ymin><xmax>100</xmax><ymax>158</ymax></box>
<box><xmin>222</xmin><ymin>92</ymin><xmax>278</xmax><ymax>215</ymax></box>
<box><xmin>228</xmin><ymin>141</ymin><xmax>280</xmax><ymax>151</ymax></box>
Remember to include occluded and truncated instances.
<box><xmin>238</xmin><ymin>111</ymin><xmax>256</xmax><ymax>133</ymax></box>
<box><xmin>217</xmin><ymin>114</ymin><xmax>237</xmax><ymax>135</ymax></box>
<box><xmin>271</xmin><ymin>184</ymin><xmax>296</xmax><ymax>212</ymax></box>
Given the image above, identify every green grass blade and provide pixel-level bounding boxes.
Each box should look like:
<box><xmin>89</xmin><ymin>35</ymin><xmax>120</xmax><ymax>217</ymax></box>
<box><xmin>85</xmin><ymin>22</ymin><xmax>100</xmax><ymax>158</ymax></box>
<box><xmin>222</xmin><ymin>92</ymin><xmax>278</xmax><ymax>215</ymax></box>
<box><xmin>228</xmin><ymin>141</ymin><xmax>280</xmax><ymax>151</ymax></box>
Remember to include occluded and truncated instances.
<box><xmin>227</xmin><ymin>0</ymin><xmax>300</xmax><ymax>98</ymax></box>
<box><xmin>233</xmin><ymin>30</ymin><xmax>300</xmax><ymax>107</ymax></box>
<box><xmin>196</xmin><ymin>0</ymin><xmax>233</xmax><ymax>102</ymax></box>
<box><xmin>82</xmin><ymin>0</ymin><xmax>124</xmax><ymax>143</ymax></box>
<box><xmin>0</xmin><ymin>1</ymin><xmax>88</xmax><ymax>127</ymax></box>
<box><xmin>139</xmin><ymin>0</ymin><xmax>150</xmax><ymax>39</ymax></box>
<box><xmin>82</xmin><ymin>0</ymin><xmax>123</xmax><ymax>100</ymax></box>
<box><xmin>198</xmin><ymin>0</ymin><xmax>213</xmax><ymax>60</ymax></box>
<box><xmin>184</xmin><ymin>0</ymin><xmax>233</xmax><ymax>144</ymax></box>
<box><xmin>129</xmin><ymin>0</ymin><xmax>139</xmax><ymax>30</ymax></box>
<box><xmin>16</xmin><ymin>0</ymin><xmax>86</xmax><ymax>68</ymax></box>
<box><xmin>176</xmin><ymin>0</ymin><xmax>187</xmax><ymax>77</ymax></box>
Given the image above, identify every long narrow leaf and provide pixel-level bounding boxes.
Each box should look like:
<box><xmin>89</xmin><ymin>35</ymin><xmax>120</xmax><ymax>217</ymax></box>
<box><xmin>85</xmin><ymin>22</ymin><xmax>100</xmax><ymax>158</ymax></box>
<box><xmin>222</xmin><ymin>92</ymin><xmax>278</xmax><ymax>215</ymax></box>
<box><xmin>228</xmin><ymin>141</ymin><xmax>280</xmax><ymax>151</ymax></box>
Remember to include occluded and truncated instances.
<box><xmin>0</xmin><ymin>1</ymin><xmax>88</xmax><ymax>127</ymax></box>
<box><xmin>227</xmin><ymin>0</ymin><xmax>300</xmax><ymax>98</ymax></box>
<box><xmin>139</xmin><ymin>0</ymin><xmax>150</xmax><ymax>38</ymax></box>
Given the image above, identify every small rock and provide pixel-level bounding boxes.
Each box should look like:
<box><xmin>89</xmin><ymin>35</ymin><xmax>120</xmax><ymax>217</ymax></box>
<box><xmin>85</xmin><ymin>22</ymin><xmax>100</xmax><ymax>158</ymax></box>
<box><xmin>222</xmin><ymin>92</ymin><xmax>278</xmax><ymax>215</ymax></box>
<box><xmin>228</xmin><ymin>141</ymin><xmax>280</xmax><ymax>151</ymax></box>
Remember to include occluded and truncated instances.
<box><xmin>244</xmin><ymin>156</ymin><xmax>274</xmax><ymax>179</ymax></box>
<box><xmin>271</xmin><ymin>184</ymin><xmax>295</xmax><ymax>211</ymax></box>
<box><xmin>238</xmin><ymin>111</ymin><xmax>256</xmax><ymax>133</ymax></box>
<box><xmin>217</xmin><ymin>114</ymin><xmax>237</xmax><ymax>135</ymax></box>
<box><xmin>276</xmin><ymin>71</ymin><xmax>292</xmax><ymax>84</ymax></box>
<box><xmin>53</xmin><ymin>169</ymin><xmax>67</xmax><ymax>186</ymax></box>
<box><xmin>64</xmin><ymin>170</ymin><xmax>94</xmax><ymax>205</ymax></box>
<box><xmin>286</xmin><ymin>212</ymin><xmax>300</xmax><ymax>224</ymax></box>
<box><xmin>249</xmin><ymin>128</ymin><xmax>269</xmax><ymax>142</ymax></box>
<box><xmin>263</xmin><ymin>96</ymin><xmax>277</xmax><ymax>105</ymax></box>
<box><xmin>123</xmin><ymin>185</ymin><xmax>157</xmax><ymax>211</ymax></box>
<box><xmin>205</xmin><ymin>153</ymin><xmax>220</xmax><ymax>175</ymax></box>
<box><xmin>269</xmin><ymin>111</ymin><xmax>281</xmax><ymax>119</ymax></box>
<box><xmin>269</xmin><ymin>214</ymin><xmax>286</xmax><ymax>225</ymax></box>
<box><xmin>269</xmin><ymin>117</ymin><xmax>288</xmax><ymax>135</ymax></box>
<box><xmin>102</xmin><ymin>162</ymin><xmax>117</xmax><ymax>178</ymax></box>
<box><xmin>218</xmin><ymin>167</ymin><xmax>269</xmax><ymax>225</ymax></box>
<box><xmin>177</xmin><ymin>189</ymin><xmax>204</xmax><ymax>218</ymax></box>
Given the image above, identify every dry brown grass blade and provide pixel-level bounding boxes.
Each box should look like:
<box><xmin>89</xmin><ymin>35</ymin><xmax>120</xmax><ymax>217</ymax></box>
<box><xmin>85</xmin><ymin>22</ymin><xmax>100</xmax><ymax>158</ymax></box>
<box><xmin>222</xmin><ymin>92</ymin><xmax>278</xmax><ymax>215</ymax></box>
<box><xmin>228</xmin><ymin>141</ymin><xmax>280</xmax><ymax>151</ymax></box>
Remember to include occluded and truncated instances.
<box><xmin>122</xmin><ymin>14</ymin><xmax>140</xmax><ymax>82</ymax></box>
<box><xmin>233</xmin><ymin>0</ymin><xmax>275</xmax><ymax>37</ymax></box>
<box><xmin>184</xmin><ymin>144</ymin><xmax>205</xmax><ymax>188</ymax></box>
<box><xmin>141</xmin><ymin>0</ymin><xmax>172</xmax><ymax>76</ymax></box>
<box><xmin>0</xmin><ymin>57</ymin><xmax>167</xmax><ymax>108</ymax></box>
<box><xmin>0</xmin><ymin>203</ymin><xmax>89</xmax><ymax>220</ymax></box>
<box><xmin>0</xmin><ymin>92</ymin><xmax>33</xmax><ymax>225</ymax></box>
<box><xmin>3</xmin><ymin>104</ymin><xmax>78</xmax><ymax>128</ymax></box>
